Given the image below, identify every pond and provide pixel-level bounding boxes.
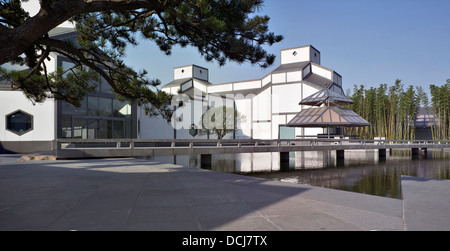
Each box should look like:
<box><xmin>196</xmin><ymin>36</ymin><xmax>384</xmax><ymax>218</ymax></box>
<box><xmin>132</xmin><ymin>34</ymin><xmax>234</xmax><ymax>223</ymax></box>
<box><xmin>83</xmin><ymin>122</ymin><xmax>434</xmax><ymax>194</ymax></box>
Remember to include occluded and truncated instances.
<box><xmin>147</xmin><ymin>149</ymin><xmax>450</xmax><ymax>199</ymax></box>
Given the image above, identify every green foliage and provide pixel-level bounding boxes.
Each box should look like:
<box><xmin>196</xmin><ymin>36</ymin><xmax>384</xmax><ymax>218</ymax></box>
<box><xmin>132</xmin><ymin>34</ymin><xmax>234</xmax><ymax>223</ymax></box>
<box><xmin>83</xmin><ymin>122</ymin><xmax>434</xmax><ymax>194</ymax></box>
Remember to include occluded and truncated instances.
<box><xmin>199</xmin><ymin>106</ymin><xmax>246</xmax><ymax>139</ymax></box>
<box><xmin>0</xmin><ymin>65</ymin><xmax>98</xmax><ymax>107</ymax></box>
<box><xmin>346</xmin><ymin>80</ymin><xmax>450</xmax><ymax>140</ymax></box>
<box><xmin>429</xmin><ymin>82</ymin><xmax>450</xmax><ymax>140</ymax></box>
<box><xmin>0</xmin><ymin>0</ymin><xmax>283</xmax><ymax>121</ymax></box>
<box><xmin>347</xmin><ymin>80</ymin><xmax>419</xmax><ymax>140</ymax></box>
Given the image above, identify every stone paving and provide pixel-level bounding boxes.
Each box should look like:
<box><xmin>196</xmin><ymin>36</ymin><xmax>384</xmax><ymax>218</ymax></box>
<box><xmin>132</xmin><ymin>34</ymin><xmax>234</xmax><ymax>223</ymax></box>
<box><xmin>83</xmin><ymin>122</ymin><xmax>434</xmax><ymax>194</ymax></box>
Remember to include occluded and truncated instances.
<box><xmin>0</xmin><ymin>155</ymin><xmax>448</xmax><ymax>231</ymax></box>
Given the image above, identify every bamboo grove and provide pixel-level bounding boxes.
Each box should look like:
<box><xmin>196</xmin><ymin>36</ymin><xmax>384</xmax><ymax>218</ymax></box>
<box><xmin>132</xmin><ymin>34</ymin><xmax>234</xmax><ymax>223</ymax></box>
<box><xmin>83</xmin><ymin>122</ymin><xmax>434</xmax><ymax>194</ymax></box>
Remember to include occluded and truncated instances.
<box><xmin>344</xmin><ymin>79</ymin><xmax>450</xmax><ymax>140</ymax></box>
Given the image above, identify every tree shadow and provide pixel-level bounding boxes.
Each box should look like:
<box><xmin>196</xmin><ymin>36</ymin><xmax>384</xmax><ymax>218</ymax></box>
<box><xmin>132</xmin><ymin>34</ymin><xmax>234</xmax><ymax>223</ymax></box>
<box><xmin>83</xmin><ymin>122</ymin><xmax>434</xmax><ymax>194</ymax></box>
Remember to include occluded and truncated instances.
<box><xmin>0</xmin><ymin>156</ymin><xmax>313</xmax><ymax>231</ymax></box>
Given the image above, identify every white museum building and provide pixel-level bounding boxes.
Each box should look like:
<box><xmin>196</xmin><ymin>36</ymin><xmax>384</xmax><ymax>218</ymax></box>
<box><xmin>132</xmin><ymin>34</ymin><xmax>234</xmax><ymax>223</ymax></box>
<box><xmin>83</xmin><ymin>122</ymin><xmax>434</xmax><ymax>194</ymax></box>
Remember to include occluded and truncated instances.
<box><xmin>1</xmin><ymin>41</ymin><xmax>345</xmax><ymax>153</ymax></box>
<box><xmin>142</xmin><ymin>44</ymin><xmax>344</xmax><ymax>140</ymax></box>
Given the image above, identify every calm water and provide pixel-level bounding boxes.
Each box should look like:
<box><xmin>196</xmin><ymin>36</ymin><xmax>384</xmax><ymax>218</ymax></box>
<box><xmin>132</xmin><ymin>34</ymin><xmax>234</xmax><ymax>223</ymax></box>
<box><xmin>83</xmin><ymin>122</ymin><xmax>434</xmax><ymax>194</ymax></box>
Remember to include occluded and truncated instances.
<box><xmin>147</xmin><ymin>149</ymin><xmax>450</xmax><ymax>199</ymax></box>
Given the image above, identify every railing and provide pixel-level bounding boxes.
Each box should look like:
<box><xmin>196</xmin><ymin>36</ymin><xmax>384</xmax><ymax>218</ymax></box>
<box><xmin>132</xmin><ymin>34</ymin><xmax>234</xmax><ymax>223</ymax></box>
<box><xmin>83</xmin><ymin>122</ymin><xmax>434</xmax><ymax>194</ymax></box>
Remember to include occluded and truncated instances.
<box><xmin>54</xmin><ymin>138</ymin><xmax>450</xmax><ymax>150</ymax></box>
<box><xmin>52</xmin><ymin>138</ymin><xmax>450</xmax><ymax>159</ymax></box>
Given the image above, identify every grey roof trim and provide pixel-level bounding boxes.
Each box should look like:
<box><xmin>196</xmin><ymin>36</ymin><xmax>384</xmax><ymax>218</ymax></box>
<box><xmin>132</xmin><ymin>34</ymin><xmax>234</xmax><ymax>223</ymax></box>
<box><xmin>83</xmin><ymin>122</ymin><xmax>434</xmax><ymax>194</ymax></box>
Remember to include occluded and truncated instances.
<box><xmin>162</xmin><ymin>78</ymin><xmax>192</xmax><ymax>88</ymax></box>
<box><xmin>48</xmin><ymin>28</ymin><xmax>78</xmax><ymax>39</ymax></box>
<box><xmin>162</xmin><ymin>77</ymin><xmax>213</xmax><ymax>92</ymax></box>
<box><xmin>0</xmin><ymin>85</ymin><xmax>15</xmax><ymax>91</ymax></box>
<box><xmin>302</xmin><ymin>73</ymin><xmax>333</xmax><ymax>90</ymax></box>
<box><xmin>272</xmin><ymin>61</ymin><xmax>310</xmax><ymax>73</ymax></box>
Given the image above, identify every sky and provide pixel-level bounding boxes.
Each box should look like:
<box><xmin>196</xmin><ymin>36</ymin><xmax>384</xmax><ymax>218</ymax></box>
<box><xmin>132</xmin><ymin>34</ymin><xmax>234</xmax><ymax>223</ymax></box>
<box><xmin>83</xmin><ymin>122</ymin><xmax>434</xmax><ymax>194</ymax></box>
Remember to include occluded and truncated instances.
<box><xmin>123</xmin><ymin>0</ymin><xmax>450</xmax><ymax>95</ymax></box>
<box><xmin>13</xmin><ymin>0</ymin><xmax>450</xmax><ymax>95</ymax></box>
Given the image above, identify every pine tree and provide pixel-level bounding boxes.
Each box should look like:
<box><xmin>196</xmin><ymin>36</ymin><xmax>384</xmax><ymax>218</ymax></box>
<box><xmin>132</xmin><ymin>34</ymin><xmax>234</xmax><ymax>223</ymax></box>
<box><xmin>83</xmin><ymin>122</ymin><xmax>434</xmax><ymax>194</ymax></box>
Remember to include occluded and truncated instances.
<box><xmin>0</xmin><ymin>0</ymin><xmax>283</xmax><ymax>119</ymax></box>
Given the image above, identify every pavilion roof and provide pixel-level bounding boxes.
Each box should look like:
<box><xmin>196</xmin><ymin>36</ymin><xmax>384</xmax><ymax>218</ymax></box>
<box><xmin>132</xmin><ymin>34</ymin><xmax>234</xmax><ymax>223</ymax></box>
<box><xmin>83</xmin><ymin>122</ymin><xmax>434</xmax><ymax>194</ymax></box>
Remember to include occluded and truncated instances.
<box><xmin>287</xmin><ymin>105</ymin><xmax>370</xmax><ymax>128</ymax></box>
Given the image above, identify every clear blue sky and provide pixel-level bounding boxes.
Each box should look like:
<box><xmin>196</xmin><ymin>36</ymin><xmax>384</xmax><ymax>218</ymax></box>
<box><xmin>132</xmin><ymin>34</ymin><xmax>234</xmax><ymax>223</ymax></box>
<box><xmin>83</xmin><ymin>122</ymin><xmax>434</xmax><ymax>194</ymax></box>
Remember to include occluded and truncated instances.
<box><xmin>126</xmin><ymin>0</ymin><xmax>450</xmax><ymax>94</ymax></box>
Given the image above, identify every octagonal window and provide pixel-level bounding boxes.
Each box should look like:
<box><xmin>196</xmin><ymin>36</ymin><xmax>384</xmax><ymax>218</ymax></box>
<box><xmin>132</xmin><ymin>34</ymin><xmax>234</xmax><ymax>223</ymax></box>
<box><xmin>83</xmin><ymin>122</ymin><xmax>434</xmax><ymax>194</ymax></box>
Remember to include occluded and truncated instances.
<box><xmin>6</xmin><ymin>110</ymin><xmax>33</xmax><ymax>136</ymax></box>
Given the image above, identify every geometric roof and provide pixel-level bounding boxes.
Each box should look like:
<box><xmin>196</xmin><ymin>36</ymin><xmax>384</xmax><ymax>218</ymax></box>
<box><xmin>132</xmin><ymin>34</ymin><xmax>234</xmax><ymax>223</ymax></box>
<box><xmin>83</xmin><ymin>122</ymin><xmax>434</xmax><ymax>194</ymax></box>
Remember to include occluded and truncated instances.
<box><xmin>299</xmin><ymin>88</ymin><xmax>354</xmax><ymax>106</ymax></box>
<box><xmin>162</xmin><ymin>77</ymin><xmax>212</xmax><ymax>88</ymax></box>
<box><xmin>287</xmin><ymin>105</ymin><xmax>371</xmax><ymax>128</ymax></box>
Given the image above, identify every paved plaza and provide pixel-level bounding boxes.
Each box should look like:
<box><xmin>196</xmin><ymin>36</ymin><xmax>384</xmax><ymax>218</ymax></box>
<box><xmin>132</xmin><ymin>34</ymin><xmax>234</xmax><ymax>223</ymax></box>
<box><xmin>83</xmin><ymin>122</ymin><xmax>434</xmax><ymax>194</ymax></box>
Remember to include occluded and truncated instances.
<box><xmin>0</xmin><ymin>154</ymin><xmax>449</xmax><ymax>231</ymax></box>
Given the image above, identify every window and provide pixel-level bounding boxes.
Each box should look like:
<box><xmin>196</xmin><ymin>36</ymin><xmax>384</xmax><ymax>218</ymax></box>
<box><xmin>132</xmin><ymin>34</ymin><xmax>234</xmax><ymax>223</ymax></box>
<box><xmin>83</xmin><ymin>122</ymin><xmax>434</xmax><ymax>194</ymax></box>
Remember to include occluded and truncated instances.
<box><xmin>87</xmin><ymin>119</ymin><xmax>112</xmax><ymax>139</ymax></box>
<box><xmin>73</xmin><ymin>118</ymin><xmax>87</xmax><ymax>138</ymax></box>
<box><xmin>113</xmin><ymin>100</ymin><xmax>132</xmax><ymax>118</ymax></box>
<box><xmin>61</xmin><ymin>116</ymin><xmax>72</xmax><ymax>138</ymax></box>
<box><xmin>6</xmin><ymin>110</ymin><xmax>33</xmax><ymax>136</ymax></box>
<box><xmin>88</xmin><ymin>97</ymin><xmax>112</xmax><ymax>117</ymax></box>
<box><xmin>58</xmin><ymin>98</ymin><xmax>134</xmax><ymax>139</ymax></box>
<box><xmin>113</xmin><ymin>120</ymin><xmax>124</xmax><ymax>138</ymax></box>
<box><xmin>62</xmin><ymin>97</ymin><xmax>87</xmax><ymax>115</ymax></box>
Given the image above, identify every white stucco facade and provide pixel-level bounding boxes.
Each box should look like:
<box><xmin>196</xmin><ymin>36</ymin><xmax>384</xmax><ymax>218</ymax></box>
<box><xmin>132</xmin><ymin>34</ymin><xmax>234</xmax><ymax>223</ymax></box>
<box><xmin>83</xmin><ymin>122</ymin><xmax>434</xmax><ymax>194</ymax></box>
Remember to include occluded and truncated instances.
<box><xmin>141</xmin><ymin>45</ymin><xmax>344</xmax><ymax>140</ymax></box>
<box><xmin>0</xmin><ymin>91</ymin><xmax>56</xmax><ymax>141</ymax></box>
<box><xmin>1</xmin><ymin>43</ymin><xmax>345</xmax><ymax>153</ymax></box>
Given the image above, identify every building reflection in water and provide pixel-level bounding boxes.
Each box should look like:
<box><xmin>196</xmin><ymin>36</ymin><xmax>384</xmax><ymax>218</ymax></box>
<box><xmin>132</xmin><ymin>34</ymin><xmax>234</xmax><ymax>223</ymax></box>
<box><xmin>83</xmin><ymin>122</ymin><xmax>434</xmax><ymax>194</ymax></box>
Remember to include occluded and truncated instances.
<box><xmin>146</xmin><ymin>149</ymin><xmax>450</xmax><ymax>199</ymax></box>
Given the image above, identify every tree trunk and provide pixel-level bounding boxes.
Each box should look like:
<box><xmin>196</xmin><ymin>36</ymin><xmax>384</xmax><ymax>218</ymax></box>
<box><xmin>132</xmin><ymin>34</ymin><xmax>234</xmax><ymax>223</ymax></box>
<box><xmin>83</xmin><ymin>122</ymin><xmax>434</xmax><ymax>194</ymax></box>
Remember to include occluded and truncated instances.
<box><xmin>0</xmin><ymin>0</ymin><xmax>158</xmax><ymax>65</ymax></box>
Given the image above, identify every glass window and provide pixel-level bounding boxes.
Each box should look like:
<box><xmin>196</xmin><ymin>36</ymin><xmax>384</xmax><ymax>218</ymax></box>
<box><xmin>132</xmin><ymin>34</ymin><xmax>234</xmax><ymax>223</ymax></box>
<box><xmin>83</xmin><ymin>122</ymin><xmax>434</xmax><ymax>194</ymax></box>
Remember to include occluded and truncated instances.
<box><xmin>113</xmin><ymin>100</ymin><xmax>132</xmax><ymax>118</ymax></box>
<box><xmin>61</xmin><ymin>116</ymin><xmax>72</xmax><ymax>138</ymax></box>
<box><xmin>87</xmin><ymin>119</ymin><xmax>98</xmax><ymax>139</ymax></box>
<box><xmin>62</xmin><ymin>98</ymin><xmax>87</xmax><ymax>115</ymax></box>
<box><xmin>6</xmin><ymin>110</ymin><xmax>33</xmax><ymax>135</ymax></box>
<box><xmin>113</xmin><ymin>120</ymin><xmax>124</xmax><ymax>138</ymax></box>
<box><xmin>88</xmin><ymin>119</ymin><xmax>112</xmax><ymax>139</ymax></box>
<box><xmin>88</xmin><ymin>97</ymin><xmax>112</xmax><ymax>117</ymax></box>
<box><xmin>73</xmin><ymin>118</ymin><xmax>87</xmax><ymax>139</ymax></box>
<box><xmin>125</xmin><ymin>118</ymin><xmax>132</xmax><ymax>138</ymax></box>
<box><xmin>100</xmin><ymin>78</ymin><xmax>113</xmax><ymax>94</ymax></box>
<box><xmin>99</xmin><ymin>120</ymin><xmax>112</xmax><ymax>139</ymax></box>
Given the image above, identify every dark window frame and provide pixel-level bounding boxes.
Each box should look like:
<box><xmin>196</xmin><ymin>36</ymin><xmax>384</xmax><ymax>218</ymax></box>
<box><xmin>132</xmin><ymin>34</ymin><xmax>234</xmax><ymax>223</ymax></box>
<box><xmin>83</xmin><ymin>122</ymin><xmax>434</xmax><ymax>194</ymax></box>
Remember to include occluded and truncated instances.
<box><xmin>5</xmin><ymin>109</ymin><xmax>34</xmax><ymax>136</ymax></box>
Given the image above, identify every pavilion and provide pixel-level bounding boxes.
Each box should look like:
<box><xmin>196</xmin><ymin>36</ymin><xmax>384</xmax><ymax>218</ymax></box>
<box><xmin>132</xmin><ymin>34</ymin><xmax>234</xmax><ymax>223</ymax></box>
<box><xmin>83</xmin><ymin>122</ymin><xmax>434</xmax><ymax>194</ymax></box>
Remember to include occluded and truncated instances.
<box><xmin>287</xmin><ymin>88</ymin><xmax>370</xmax><ymax>138</ymax></box>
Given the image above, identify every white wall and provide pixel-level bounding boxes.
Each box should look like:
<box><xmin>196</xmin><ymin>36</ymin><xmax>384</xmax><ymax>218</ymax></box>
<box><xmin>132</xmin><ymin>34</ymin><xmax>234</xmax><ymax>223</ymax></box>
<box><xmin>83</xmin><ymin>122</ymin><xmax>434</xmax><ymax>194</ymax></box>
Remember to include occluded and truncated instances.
<box><xmin>234</xmin><ymin>98</ymin><xmax>252</xmax><ymax>139</ymax></box>
<box><xmin>0</xmin><ymin>91</ymin><xmax>55</xmax><ymax>141</ymax></box>
<box><xmin>138</xmin><ymin>109</ymin><xmax>174</xmax><ymax>139</ymax></box>
<box><xmin>150</xmin><ymin>45</ymin><xmax>341</xmax><ymax>140</ymax></box>
<box><xmin>252</xmin><ymin>88</ymin><xmax>271</xmax><ymax>121</ymax></box>
<box><xmin>287</xmin><ymin>71</ymin><xmax>302</xmax><ymax>82</ymax></box>
<box><xmin>252</xmin><ymin>122</ymin><xmax>271</xmax><ymax>139</ymax></box>
<box><xmin>303</xmin><ymin>84</ymin><xmax>319</xmax><ymax>100</ymax></box>
<box><xmin>174</xmin><ymin>66</ymin><xmax>193</xmax><ymax>80</ymax></box>
<box><xmin>45</xmin><ymin>53</ymin><xmax>58</xmax><ymax>74</ymax></box>
<box><xmin>208</xmin><ymin>83</ymin><xmax>232</xmax><ymax>93</ymax></box>
<box><xmin>233</xmin><ymin>80</ymin><xmax>261</xmax><ymax>91</ymax></box>
<box><xmin>272</xmin><ymin>84</ymin><xmax>302</xmax><ymax>114</ymax></box>
<box><xmin>311</xmin><ymin>64</ymin><xmax>332</xmax><ymax>80</ymax></box>
<box><xmin>174</xmin><ymin>65</ymin><xmax>209</xmax><ymax>81</ymax></box>
<box><xmin>271</xmin><ymin>115</ymin><xmax>286</xmax><ymax>140</ymax></box>
<box><xmin>262</xmin><ymin>75</ymin><xmax>271</xmax><ymax>86</ymax></box>
<box><xmin>281</xmin><ymin>47</ymin><xmax>310</xmax><ymax>64</ymax></box>
<box><xmin>272</xmin><ymin>73</ymin><xmax>286</xmax><ymax>84</ymax></box>
<box><xmin>193</xmin><ymin>80</ymin><xmax>207</xmax><ymax>93</ymax></box>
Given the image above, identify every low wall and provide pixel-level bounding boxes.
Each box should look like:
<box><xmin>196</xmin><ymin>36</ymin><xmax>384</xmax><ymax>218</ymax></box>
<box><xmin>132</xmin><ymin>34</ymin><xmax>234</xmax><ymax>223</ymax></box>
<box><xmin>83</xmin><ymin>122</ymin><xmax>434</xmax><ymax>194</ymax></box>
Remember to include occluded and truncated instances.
<box><xmin>0</xmin><ymin>141</ymin><xmax>53</xmax><ymax>154</ymax></box>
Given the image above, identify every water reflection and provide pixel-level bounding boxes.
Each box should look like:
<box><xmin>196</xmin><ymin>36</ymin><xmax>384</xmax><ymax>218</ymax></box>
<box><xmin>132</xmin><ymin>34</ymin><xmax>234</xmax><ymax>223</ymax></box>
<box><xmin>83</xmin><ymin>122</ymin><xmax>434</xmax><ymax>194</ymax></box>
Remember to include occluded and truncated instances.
<box><xmin>146</xmin><ymin>149</ymin><xmax>450</xmax><ymax>199</ymax></box>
